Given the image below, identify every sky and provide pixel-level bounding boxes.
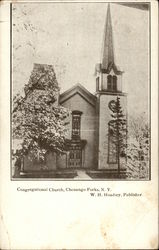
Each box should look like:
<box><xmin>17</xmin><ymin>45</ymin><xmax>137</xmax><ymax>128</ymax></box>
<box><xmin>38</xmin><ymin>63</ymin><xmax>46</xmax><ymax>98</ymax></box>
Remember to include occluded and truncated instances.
<box><xmin>12</xmin><ymin>2</ymin><xmax>149</xmax><ymax>117</ymax></box>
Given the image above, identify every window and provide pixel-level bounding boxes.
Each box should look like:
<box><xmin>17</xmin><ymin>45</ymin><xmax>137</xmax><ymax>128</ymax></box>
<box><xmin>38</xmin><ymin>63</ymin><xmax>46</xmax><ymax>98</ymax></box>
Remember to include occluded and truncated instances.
<box><xmin>107</xmin><ymin>75</ymin><xmax>112</xmax><ymax>90</ymax></box>
<box><xmin>108</xmin><ymin>121</ymin><xmax>117</xmax><ymax>163</ymax></box>
<box><xmin>113</xmin><ymin>76</ymin><xmax>117</xmax><ymax>91</ymax></box>
<box><xmin>72</xmin><ymin>111</ymin><xmax>82</xmax><ymax>139</ymax></box>
<box><xmin>96</xmin><ymin>77</ymin><xmax>99</xmax><ymax>91</ymax></box>
<box><xmin>107</xmin><ymin>75</ymin><xmax>117</xmax><ymax>91</ymax></box>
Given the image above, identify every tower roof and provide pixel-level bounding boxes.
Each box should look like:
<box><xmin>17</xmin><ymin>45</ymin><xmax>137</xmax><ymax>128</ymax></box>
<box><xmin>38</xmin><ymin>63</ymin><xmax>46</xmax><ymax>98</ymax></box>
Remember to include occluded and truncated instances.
<box><xmin>100</xmin><ymin>4</ymin><xmax>122</xmax><ymax>74</ymax></box>
<box><xmin>102</xmin><ymin>4</ymin><xmax>114</xmax><ymax>69</ymax></box>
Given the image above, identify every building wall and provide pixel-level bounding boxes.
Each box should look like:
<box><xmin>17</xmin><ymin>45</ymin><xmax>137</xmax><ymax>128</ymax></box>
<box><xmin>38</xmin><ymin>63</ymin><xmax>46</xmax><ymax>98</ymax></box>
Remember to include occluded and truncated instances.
<box><xmin>98</xmin><ymin>93</ymin><xmax>127</xmax><ymax>169</ymax></box>
<box><xmin>59</xmin><ymin>93</ymin><xmax>98</xmax><ymax>169</ymax></box>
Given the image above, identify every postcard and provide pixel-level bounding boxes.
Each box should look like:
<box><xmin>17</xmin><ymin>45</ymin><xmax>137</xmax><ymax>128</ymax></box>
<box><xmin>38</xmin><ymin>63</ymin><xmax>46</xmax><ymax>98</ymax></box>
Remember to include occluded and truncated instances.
<box><xmin>0</xmin><ymin>1</ymin><xmax>158</xmax><ymax>249</ymax></box>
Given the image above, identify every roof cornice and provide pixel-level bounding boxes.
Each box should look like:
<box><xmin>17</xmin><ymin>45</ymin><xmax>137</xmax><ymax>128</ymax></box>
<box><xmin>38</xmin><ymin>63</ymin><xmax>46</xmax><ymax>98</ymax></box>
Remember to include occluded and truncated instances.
<box><xmin>59</xmin><ymin>84</ymin><xmax>97</xmax><ymax>107</ymax></box>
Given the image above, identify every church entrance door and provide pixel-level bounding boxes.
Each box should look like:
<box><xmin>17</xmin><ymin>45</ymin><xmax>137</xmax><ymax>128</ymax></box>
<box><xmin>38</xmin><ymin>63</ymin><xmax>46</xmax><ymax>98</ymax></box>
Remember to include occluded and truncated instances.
<box><xmin>69</xmin><ymin>146</ymin><xmax>82</xmax><ymax>168</ymax></box>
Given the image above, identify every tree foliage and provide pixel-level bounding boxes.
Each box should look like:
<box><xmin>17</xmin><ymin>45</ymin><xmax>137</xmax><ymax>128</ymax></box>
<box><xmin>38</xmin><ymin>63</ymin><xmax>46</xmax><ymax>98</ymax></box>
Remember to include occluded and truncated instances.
<box><xmin>127</xmin><ymin>113</ymin><xmax>150</xmax><ymax>179</ymax></box>
<box><xmin>13</xmin><ymin>64</ymin><xmax>70</xmax><ymax>162</ymax></box>
<box><xmin>108</xmin><ymin>97</ymin><xmax>127</xmax><ymax>173</ymax></box>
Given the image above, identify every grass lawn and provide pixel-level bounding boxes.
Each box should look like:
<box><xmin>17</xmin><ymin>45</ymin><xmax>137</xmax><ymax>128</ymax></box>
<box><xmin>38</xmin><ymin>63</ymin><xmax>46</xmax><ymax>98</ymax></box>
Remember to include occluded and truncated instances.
<box><xmin>86</xmin><ymin>169</ymin><xmax>127</xmax><ymax>179</ymax></box>
<box><xmin>13</xmin><ymin>170</ymin><xmax>77</xmax><ymax>179</ymax></box>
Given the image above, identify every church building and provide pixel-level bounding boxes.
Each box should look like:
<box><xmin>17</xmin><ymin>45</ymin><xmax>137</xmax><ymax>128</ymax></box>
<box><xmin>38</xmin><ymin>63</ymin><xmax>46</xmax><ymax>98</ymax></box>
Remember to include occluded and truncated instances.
<box><xmin>22</xmin><ymin>4</ymin><xmax>127</xmax><ymax>176</ymax></box>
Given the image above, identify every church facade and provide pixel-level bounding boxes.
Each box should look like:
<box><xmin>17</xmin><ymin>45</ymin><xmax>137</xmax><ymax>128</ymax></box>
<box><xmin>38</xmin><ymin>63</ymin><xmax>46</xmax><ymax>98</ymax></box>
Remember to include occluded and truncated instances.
<box><xmin>22</xmin><ymin>5</ymin><xmax>127</xmax><ymax>175</ymax></box>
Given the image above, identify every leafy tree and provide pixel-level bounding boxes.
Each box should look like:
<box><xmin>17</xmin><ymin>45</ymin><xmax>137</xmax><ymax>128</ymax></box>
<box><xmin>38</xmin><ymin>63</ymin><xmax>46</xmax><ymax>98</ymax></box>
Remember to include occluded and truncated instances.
<box><xmin>127</xmin><ymin>113</ymin><xmax>150</xmax><ymax>179</ymax></box>
<box><xmin>108</xmin><ymin>97</ymin><xmax>127</xmax><ymax>176</ymax></box>
<box><xmin>12</xmin><ymin>64</ymin><xmax>69</xmax><ymax>164</ymax></box>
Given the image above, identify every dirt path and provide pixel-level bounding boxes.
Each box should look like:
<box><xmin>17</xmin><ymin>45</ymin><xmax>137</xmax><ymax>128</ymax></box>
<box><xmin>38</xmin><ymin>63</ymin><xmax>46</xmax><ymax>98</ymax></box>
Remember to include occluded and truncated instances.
<box><xmin>74</xmin><ymin>170</ymin><xmax>92</xmax><ymax>179</ymax></box>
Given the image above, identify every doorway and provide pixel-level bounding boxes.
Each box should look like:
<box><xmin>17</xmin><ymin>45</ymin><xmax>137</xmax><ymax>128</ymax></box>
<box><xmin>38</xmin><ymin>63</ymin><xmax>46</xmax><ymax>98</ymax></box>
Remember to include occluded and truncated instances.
<box><xmin>69</xmin><ymin>145</ymin><xmax>82</xmax><ymax>168</ymax></box>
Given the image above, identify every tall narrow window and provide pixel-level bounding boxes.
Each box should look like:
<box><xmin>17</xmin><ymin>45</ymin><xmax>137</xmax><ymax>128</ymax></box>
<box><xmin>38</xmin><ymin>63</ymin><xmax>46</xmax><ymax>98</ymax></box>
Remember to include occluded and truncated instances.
<box><xmin>113</xmin><ymin>76</ymin><xmax>117</xmax><ymax>91</ymax></box>
<box><xmin>72</xmin><ymin>111</ymin><xmax>82</xmax><ymax>139</ymax></box>
<box><xmin>107</xmin><ymin>75</ymin><xmax>112</xmax><ymax>90</ymax></box>
<box><xmin>108</xmin><ymin>121</ymin><xmax>117</xmax><ymax>163</ymax></box>
<box><xmin>107</xmin><ymin>75</ymin><xmax>117</xmax><ymax>91</ymax></box>
<box><xmin>96</xmin><ymin>77</ymin><xmax>99</xmax><ymax>91</ymax></box>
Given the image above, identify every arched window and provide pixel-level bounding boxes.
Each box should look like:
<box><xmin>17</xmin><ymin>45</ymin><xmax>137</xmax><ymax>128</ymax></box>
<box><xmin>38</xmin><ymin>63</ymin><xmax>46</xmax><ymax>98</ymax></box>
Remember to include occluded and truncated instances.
<box><xmin>113</xmin><ymin>76</ymin><xmax>117</xmax><ymax>91</ymax></box>
<box><xmin>107</xmin><ymin>75</ymin><xmax>112</xmax><ymax>90</ymax></box>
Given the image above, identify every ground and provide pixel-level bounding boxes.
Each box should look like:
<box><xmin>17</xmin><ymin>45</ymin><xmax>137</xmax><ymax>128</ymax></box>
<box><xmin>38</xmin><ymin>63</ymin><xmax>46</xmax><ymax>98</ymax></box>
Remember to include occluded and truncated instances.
<box><xmin>13</xmin><ymin>167</ymin><xmax>127</xmax><ymax>179</ymax></box>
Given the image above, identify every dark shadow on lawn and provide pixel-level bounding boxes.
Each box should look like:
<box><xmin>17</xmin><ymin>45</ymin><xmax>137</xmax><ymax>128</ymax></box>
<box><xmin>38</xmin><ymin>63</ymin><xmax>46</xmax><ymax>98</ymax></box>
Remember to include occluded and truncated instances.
<box><xmin>13</xmin><ymin>170</ymin><xmax>77</xmax><ymax>179</ymax></box>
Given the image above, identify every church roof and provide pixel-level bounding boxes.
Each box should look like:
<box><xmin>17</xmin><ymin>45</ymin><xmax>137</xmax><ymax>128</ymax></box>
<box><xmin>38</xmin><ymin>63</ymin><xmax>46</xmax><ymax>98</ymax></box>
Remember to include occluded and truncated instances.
<box><xmin>59</xmin><ymin>83</ymin><xmax>97</xmax><ymax>107</ymax></box>
<box><xmin>101</xmin><ymin>4</ymin><xmax>123</xmax><ymax>75</ymax></box>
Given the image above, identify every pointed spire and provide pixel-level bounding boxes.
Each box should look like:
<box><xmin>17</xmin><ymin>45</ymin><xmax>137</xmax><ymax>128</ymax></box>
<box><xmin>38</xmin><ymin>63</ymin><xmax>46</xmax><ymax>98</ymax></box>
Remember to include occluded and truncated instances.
<box><xmin>102</xmin><ymin>4</ymin><xmax>114</xmax><ymax>70</ymax></box>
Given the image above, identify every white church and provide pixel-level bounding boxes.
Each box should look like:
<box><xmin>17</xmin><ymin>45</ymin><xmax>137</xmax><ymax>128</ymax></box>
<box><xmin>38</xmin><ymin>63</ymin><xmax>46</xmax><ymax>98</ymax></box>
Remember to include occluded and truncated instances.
<box><xmin>18</xmin><ymin>4</ymin><xmax>127</xmax><ymax>178</ymax></box>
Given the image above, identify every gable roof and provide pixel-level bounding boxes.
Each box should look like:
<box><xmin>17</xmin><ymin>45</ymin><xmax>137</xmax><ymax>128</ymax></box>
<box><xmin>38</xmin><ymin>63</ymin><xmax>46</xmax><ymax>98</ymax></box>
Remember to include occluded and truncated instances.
<box><xmin>59</xmin><ymin>83</ymin><xmax>97</xmax><ymax>107</ymax></box>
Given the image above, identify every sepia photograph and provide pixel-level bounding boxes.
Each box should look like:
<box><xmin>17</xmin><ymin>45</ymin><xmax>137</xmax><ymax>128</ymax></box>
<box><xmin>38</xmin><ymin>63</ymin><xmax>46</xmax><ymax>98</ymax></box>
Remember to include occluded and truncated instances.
<box><xmin>1</xmin><ymin>1</ymin><xmax>158</xmax><ymax>249</ymax></box>
<box><xmin>11</xmin><ymin>2</ymin><xmax>150</xmax><ymax>180</ymax></box>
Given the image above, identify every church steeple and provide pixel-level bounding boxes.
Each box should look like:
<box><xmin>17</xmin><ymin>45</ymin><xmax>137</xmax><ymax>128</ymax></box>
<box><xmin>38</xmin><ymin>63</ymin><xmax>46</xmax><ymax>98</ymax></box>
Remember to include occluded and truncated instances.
<box><xmin>102</xmin><ymin>4</ymin><xmax>114</xmax><ymax>70</ymax></box>
<box><xmin>95</xmin><ymin>4</ymin><xmax>127</xmax><ymax>172</ymax></box>
<box><xmin>95</xmin><ymin>4</ymin><xmax>123</xmax><ymax>93</ymax></box>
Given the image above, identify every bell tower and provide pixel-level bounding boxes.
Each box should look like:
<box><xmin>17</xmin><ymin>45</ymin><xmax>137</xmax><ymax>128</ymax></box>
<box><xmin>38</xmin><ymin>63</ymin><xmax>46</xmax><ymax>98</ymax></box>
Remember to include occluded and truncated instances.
<box><xmin>96</xmin><ymin>4</ymin><xmax>127</xmax><ymax>171</ymax></box>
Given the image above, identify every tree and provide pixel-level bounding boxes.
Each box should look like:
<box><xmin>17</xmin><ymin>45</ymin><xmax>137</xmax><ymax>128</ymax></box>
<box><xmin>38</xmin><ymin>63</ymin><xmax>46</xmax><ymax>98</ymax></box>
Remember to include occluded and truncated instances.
<box><xmin>12</xmin><ymin>64</ymin><xmax>70</xmax><ymax>165</ymax></box>
<box><xmin>108</xmin><ymin>97</ymin><xmax>127</xmax><ymax>176</ymax></box>
<box><xmin>127</xmin><ymin>113</ymin><xmax>150</xmax><ymax>179</ymax></box>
